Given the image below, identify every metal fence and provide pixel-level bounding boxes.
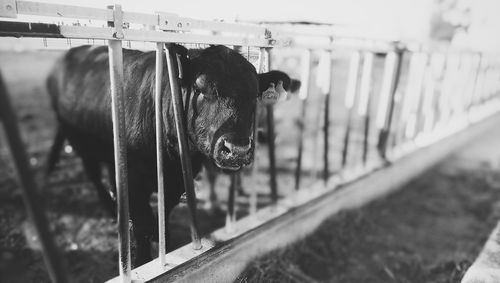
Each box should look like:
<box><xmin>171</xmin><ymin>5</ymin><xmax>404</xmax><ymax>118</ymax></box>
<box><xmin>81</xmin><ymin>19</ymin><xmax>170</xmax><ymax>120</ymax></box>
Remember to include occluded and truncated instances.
<box><xmin>1</xmin><ymin>1</ymin><xmax>500</xmax><ymax>282</ymax></box>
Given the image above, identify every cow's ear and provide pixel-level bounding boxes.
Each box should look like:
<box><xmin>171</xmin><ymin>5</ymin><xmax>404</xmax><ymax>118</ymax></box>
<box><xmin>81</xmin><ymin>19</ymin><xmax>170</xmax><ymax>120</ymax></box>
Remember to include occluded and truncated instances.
<box><xmin>289</xmin><ymin>79</ymin><xmax>301</xmax><ymax>93</ymax></box>
<box><xmin>165</xmin><ymin>43</ymin><xmax>190</xmax><ymax>87</ymax></box>
<box><xmin>257</xmin><ymin>70</ymin><xmax>292</xmax><ymax>105</ymax></box>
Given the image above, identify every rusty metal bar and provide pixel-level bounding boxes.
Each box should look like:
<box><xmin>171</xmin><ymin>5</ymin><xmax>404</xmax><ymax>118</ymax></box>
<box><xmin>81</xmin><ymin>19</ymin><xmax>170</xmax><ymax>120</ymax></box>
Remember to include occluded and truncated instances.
<box><xmin>341</xmin><ymin>51</ymin><xmax>361</xmax><ymax>168</ymax></box>
<box><xmin>294</xmin><ymin>49</ymin><xmax>312</xmax><ymax>190</ymax></box>
<box><xmin>164</xmin><ymin>44</ymin><xmax>202</xmax><ymax>250</ymax></box>
<box><xmin>0</xmin><ymin>72</ymin><xmax>68</xmax><ymax>283</ymax></box>
<box><xmin>107</xmin><ymin>5</ymin><xmax>131</xmax><ymax>282</ymax></box>
<box><xmin>154</xmin><ymin>42</ymin><xmax>167</xmax><ymax>265</ymax></box>
<box><xmin>376</xmin><ymin>48</ymin><xmax>403</xmax><ymax>160</ymax></box>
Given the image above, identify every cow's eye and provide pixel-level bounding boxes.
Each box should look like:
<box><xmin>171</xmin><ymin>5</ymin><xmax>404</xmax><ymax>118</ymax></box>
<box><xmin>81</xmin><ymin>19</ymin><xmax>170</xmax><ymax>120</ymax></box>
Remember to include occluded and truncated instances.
<box><xmin>201</xmin><ymin>92</ymin><xmax>216</xmax><ymax>101</ymax></box>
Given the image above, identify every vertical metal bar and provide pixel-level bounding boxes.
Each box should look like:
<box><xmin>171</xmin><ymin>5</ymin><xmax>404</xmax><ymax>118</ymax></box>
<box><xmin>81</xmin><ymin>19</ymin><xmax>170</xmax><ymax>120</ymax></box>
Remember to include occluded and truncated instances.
<box><xmin>420</xmin><ymin>53</ymin><xmax>440</xmax><ymax>135</ymax></box>
<box><xmin>107</xmin><ymin>6</ymin><xmax>131</xmax><ymax>280</ymax></box>
<box><xmin>341</xmin><ymin>51</ymin><xmax>361</xmax><ymax>168</ymax></box>
<box><xmin>404</xmin><ymin>52</ymin><xmax>427</xmax><ymax>140</ymax></box>
<box><xmin>266</xmin><ymin>104</ymin><xmax>277</xmax><ymax>201</ymax></box>
<box><xmin>226</xmin><ymin>45</ymin><xmax>241</xmax><ymax>228</ymax></box>
<box><xmin>316</xmin><ymin>50</ymin><xmax>333</xmax><ymax>184</ymax></box>
<box><xmin>154</xmin><ymin>43</ymin><xmax>166</xmax><ymax>265</ymax></box>
<box><xmin>262</xmin><ymin>47</ymin><xmax>278</xmax><ymax>203</ymax></box>
<box><xmin>249</xmin><ymin>46</ymin><xmax>266</xmax><ymax>214</ymax></box>
<box><xmin>226</xmin><ymin>174</ymin><xmax>236</xmax><ymax>233</ymax></box>
<box><xmin>439</xmin><ymin>53</ymin><xmax>458</xmax><ymax>125</ymax></box>
<box><xmin>164</xmin><ymin>45</ymin><xmax>202</xmax><ymax>250</ymax></box>
<box><xmin>396</xmin><ymin>52</ymin><xmax>418</xmax><ymax>144</ymax></box>
<box><xmin>375</xmin><ymin>52</ymin><xmax>396</xmax><ymax>151</ymax></box>
<box><xmin>249</xmin><ymin>102</ymin><xmax>259</xmax><ymax>215</ymax></box>
<box><xmin>108</xmin><ymin>39</ymin><xmax>131</xmax><ymax>283</ymax></box>
<box><xmin>376</xmin><ymin>48</ymin><xmax>403</xmax><ymax>160</ymax></box>
<box><xmin>0</xmin><ymin>73</ymin><xmax>68</xmax><ymax>283</ymax></box>
<box><xmin>434</xmin><ymin>53</ymin><xmax>450</xmax><ymax>130</ymax></box>
<box><xmin>458</xmin><ymin>53</ymin><xmax>472</xmax><ymax>113</ymax></box>
<box><xmin>358</xmin><ymin>52</ymin><xmax>374</xmax><ymax>165</ymax></box>
<box><xmin>294</xmin><ymin>49</ymin><xmax>311</xmax><ymax>190</ymax></box>
<box><xmin>468</xmin><ymin>53</ymin><xmax>482</xmax><ymax>111</ymax></box>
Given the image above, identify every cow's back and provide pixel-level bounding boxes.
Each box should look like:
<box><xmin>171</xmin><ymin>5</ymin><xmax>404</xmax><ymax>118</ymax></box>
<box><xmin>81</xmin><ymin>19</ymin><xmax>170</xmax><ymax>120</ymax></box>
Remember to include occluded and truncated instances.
<box><xmin>47</xmin><ymin>45</ymin><xmax>164</xmax><ymax>153</ymax></box>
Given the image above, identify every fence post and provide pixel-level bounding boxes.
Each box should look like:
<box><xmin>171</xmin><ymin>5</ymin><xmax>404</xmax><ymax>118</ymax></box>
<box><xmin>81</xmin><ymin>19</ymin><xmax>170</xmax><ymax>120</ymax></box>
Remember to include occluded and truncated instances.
<box><xmin>376</xmin><ymin>44</ymin><xmax>404</xmax><ymax>160</ymax></box>
<box><xmin>164</xmin><ymin>44</ymin><xmax>202</xmax><ymax>250</ymax></box>
<box><xmin>107</xmin><ymin>5</ymin><xmax>131</xmax><ymax>282</ymax></box>
<box><xmin>0</xmin><ymin>72</ymin><xmax>68</xmax><ymax>283</ymax></box>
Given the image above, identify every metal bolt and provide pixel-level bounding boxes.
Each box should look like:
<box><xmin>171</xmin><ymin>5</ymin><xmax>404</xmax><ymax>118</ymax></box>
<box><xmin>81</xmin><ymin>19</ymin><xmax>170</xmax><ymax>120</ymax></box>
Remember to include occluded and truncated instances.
<box><xmin>6</xmin><ymin>4</ymin><xmax>12</xmax><ymax>11</ymax></box>
<box><xmin>177</xmin><ymin>22</ymin><xmax>182</xmax><ymax>28</ymax></box>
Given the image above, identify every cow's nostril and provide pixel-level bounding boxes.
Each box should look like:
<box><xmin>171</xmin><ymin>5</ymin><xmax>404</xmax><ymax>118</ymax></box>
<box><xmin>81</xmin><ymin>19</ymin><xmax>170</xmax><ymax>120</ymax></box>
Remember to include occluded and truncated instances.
<box><xmin>220</xmin><ymin>142</ymin><xmax>231</xmax><ymax>155</ymax></box>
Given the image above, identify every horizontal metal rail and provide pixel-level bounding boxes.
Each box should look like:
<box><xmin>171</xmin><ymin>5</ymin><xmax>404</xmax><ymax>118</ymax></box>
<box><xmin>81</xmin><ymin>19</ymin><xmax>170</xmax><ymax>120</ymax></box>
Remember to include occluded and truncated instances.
<box><xmin>1</xmin><ymin>0</ymin><xmax>266</xmax><ymax>34</ymax></box>
<box><xmin>0</xmin><ymin>20</ymin><xmax>277</xmax><ymax>46</ymax></box>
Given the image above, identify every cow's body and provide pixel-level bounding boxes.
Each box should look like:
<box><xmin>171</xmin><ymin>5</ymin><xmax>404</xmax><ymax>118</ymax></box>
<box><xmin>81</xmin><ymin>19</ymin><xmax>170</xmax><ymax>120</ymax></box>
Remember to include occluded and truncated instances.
<box><xmin>47</xmin><ymin>44</ymin><xmax>293</xmax><ymax>265</ymax></box>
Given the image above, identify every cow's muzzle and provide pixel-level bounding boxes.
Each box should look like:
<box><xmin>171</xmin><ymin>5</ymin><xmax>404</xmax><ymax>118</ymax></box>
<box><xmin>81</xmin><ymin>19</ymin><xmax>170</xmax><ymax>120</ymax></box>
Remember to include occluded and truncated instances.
<box><xmin>213</xmin><ymin>134</ymin><xmax>253</xmax><ymax>171</ymax></box>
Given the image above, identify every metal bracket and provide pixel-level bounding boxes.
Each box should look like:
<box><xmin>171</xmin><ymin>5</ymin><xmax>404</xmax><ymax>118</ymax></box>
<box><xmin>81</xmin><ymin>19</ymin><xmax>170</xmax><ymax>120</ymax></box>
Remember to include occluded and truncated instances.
<box><xmin>107</xmin><ymin>4</ymin><xmax>123</xmax><ymax>39</ymax></box>
<box><xmin>0</xmin><ymin>0</ymin><xmax>17</xmax><ymax>18</ymax></box>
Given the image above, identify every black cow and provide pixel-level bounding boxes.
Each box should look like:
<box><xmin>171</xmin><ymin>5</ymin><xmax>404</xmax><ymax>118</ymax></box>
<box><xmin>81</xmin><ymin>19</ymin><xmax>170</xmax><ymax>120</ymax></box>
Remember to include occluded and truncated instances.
<box><xmin>46</xmin><ymin>44</ymin><xmax>294</xmax><ymax>266</ymax></box>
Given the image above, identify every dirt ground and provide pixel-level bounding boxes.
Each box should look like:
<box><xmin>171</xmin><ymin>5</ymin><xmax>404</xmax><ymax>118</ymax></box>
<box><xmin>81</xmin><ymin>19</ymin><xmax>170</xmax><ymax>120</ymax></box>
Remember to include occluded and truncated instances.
<box><xmin>0</xmin><ymin>47</ymin><xmax>488</xmax><ymax>283</ymax></box>
<box><xmin>237</xmin><ymin>130</ymin><xmax>500</xmax><ymax>283</ymax></box>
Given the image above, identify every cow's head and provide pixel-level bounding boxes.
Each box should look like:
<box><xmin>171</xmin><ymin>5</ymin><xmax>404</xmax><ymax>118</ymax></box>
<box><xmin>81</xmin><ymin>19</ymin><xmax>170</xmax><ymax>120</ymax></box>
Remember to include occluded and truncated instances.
<box><xmin>170</xmin><ymin>44</ymin><xmax>294</xmax><ymax>171</ymax></box>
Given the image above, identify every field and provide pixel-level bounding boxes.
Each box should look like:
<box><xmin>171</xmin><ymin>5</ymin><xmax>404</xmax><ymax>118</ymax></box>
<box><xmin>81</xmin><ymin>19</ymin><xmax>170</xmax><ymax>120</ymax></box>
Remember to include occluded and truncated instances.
<box><xmin>0</xmin><ymin>47</ymin><xmax>494</xmax><ymax>283</ymax></box>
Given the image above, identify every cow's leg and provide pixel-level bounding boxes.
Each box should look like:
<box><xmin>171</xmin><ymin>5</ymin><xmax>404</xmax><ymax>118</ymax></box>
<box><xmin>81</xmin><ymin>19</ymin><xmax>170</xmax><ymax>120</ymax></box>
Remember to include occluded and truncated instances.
<box><xmin>80</xmin><ymin>156</ymin><xmax>117</xmax><ymax>217</ymax></box>
<box><xmin>162</xmin><ymin>197</ymin><xmax>181</xmax><ymax>253</ymax></box>
<box><xmin>129</xmin><ymin>180</ymin><xmax>155</xmax><ymax>266</ymax></box>
<box><xmin>126</xmin><ymin>159</ymin><xmax>156</xmax><ymax>267</ymax></box>
<box><xmin>161</xmin><ymin>158</ymin><xmax>203</xmax><ymax>251</ymax></box>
